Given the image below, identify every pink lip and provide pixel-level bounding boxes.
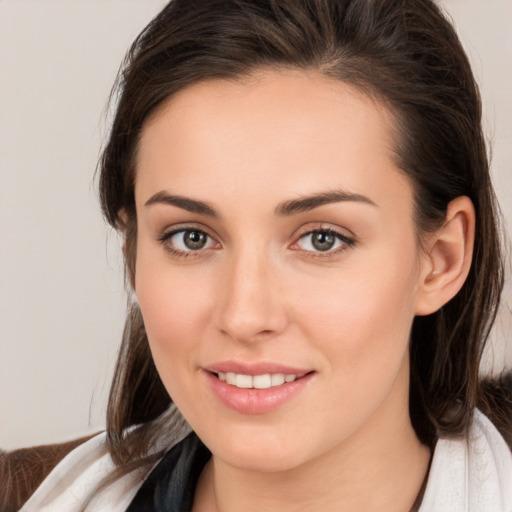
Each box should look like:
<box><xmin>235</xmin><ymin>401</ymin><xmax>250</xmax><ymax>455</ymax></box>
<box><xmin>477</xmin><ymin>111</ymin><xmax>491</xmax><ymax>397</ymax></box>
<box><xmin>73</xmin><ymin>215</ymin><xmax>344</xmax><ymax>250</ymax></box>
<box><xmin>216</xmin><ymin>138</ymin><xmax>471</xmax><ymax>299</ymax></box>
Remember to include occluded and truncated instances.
<box><xmin>204</xmin><ymin>361</ymin><xmax>311</xmax><ymax>376</ymax></box>
<box><xmin>203</xmin><ymin>361</ymin><xmax>314</xmax><ymax>415</ymax></box>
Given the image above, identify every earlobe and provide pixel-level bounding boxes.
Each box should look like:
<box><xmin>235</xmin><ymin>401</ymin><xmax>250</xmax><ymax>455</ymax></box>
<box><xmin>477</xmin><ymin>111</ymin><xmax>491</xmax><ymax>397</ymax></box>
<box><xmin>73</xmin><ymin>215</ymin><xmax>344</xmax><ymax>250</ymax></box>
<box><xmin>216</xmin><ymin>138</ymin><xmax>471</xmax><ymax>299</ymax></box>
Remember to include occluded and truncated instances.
<box><xmin>415</xmin><ymin>196</ymin><xmax>475</xmax><ymax>316</ymax></box>
<box><xmin>118</xmin><ymin>208</ymin><xmax>129</xmax><ymax>231</ymax></box>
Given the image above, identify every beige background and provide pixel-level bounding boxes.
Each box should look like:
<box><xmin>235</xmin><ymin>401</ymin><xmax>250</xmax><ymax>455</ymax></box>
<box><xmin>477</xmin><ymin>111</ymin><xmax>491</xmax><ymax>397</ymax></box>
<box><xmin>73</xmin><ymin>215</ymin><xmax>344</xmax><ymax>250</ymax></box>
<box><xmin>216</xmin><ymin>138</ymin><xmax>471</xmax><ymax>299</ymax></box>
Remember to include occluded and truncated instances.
<box><xmin>1</xmin><ymin>0</ymin><xmax>511</xmax><ymax>450</ymax></box>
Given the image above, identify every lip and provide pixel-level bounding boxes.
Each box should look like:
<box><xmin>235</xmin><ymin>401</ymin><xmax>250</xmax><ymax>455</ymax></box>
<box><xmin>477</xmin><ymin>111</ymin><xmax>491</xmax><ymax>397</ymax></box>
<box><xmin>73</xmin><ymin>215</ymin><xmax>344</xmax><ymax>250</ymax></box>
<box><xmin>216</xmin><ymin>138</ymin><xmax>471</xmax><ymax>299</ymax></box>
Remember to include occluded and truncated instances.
<box><xmin>203</xmin><ymin>361</ymin><xmax>311</xmax><ymax>376</ymax></box>
<box><xmin>203</xmin><ymin>361</ymin><xmax>315</xmax><ymax>415</ymax></box>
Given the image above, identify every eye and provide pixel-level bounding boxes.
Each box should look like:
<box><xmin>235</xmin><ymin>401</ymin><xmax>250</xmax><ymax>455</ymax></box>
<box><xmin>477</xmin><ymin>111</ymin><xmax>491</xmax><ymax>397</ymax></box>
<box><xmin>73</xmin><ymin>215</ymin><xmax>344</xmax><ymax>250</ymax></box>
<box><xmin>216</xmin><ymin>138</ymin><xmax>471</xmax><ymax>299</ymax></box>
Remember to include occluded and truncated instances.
<box><xmin>295</xmin><ymin>229</ymin><xmax>355</xmax><ymax>254</ymax></box>
<box><xmin>160</xmin><ymin>229</ymin><xmax>218</xmax><ymax>253</ymax></box>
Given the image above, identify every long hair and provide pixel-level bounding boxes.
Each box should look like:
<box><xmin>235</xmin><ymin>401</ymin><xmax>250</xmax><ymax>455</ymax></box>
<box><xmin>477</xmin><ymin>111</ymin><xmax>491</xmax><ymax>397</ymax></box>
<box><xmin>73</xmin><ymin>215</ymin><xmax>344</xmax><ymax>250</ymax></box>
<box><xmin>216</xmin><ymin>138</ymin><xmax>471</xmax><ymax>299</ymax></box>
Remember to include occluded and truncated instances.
<box><xmin>98</xmin><ymin>0</ymin><xmax>506</xmax><ymax>469</ymax></box>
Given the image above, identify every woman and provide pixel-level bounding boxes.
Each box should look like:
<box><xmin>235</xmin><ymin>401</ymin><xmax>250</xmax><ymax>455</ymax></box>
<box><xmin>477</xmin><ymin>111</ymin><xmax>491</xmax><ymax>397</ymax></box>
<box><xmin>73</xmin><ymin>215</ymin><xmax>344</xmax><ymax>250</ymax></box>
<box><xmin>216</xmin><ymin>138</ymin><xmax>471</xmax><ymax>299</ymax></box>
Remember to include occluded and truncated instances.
<box><xmin>10</xmin><ymin>0</ymin><xmax>512</xmax><ymax>510</ymax></box>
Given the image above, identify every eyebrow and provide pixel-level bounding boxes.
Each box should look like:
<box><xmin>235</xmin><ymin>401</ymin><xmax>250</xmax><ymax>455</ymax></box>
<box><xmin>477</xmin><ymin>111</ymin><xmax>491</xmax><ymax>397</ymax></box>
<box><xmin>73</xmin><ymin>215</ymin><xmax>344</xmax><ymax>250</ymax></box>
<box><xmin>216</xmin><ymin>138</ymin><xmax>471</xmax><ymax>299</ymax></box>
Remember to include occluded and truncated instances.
<box><xmin>144</xmin><ymin>188</ymin><xmax>377</xmax><ymax>217</ymax></box>
<box><xmin>145</xmin><ymin>191</ymin><xmax>218</xmax><ymax>216</ymax></box>
<box><xmin>275</xmin><ymin>190</ymin><xmax>377</xmax><ymax>216</ymax></box>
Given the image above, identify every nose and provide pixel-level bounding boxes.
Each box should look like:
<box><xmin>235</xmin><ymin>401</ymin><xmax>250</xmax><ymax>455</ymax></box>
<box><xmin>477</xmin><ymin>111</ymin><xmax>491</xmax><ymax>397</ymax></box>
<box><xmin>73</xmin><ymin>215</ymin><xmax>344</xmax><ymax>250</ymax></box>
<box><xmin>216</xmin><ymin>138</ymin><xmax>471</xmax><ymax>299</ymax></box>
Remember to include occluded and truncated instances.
<box><xmin>213</xmin><ymin>248</ymin><xmax>289</xmax><ymax>343</ymax></box>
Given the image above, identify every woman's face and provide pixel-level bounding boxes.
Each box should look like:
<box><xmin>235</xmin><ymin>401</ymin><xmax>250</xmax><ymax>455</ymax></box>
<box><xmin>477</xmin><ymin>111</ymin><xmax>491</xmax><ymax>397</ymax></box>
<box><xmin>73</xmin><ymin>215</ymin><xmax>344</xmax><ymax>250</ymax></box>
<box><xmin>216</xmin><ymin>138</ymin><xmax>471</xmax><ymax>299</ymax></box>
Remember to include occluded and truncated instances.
<box><xmin>134</xmin><ymin>69</ymin><xmax>430</xmax><ymax>472</ymax></box>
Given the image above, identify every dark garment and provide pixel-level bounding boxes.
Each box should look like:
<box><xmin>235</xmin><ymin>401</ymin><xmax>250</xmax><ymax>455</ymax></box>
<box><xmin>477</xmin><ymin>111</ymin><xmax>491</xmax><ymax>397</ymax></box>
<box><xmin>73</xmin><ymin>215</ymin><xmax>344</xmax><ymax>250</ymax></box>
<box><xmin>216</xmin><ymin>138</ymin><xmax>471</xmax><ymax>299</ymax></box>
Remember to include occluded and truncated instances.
<box><xmin>125</xmin><ymin>433</ymin><xmax>211</xmax><ymax>512</ymax></box>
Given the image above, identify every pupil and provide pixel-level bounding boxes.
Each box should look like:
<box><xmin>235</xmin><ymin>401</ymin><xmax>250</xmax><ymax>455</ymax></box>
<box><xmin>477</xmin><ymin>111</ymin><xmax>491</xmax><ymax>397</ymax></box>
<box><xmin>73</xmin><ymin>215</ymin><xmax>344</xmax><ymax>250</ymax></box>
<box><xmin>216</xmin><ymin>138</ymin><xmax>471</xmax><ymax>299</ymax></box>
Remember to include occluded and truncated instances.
<box><xmin>184</xmin><ymin>231</ymin><xmax>206</xmax><ymax>250</ymax></box>
<box><xmin>312</xmin><ymin>232</ymin><xmax>335</xmax><ymax>251</ymax></box>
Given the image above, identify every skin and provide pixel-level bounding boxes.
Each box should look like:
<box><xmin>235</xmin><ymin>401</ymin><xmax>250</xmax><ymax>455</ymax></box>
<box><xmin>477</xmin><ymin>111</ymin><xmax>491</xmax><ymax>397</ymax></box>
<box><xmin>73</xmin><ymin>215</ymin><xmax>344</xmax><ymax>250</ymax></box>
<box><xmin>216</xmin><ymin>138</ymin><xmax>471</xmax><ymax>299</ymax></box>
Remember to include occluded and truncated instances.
<box><xmin>133</xmin><ymin>69</ymin><xmax>474</xmax><ymax>511</ymax></box>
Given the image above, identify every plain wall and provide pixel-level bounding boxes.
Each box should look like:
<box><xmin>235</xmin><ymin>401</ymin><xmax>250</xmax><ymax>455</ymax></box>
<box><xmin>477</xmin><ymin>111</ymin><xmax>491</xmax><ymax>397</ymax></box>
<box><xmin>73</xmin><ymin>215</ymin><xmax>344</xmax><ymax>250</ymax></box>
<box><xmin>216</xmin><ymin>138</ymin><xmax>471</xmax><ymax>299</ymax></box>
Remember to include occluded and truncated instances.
<box><xmin>0</xmin><ymin>0</ymin><xmax>511</xmax><ymax>450</ymax></box>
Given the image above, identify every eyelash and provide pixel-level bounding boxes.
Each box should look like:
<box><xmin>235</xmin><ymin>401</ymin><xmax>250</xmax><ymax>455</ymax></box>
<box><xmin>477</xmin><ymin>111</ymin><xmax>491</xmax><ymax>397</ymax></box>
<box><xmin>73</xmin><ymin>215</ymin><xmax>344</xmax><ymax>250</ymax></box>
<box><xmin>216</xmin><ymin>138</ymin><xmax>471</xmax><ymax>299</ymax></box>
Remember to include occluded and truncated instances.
<box><xmin>157</xmin><ymin>225</ymin><xmax>356</xmax><ymax>260</ymax></box>
<box><xmin>157</xmin><ymin>226</ymin><xmax>218</xmax><ymax>259</ymax></box>
<box><xmin>292</xmin><ymin>227</ymin><xmax>356</xmax><ymax>259</ymax></box>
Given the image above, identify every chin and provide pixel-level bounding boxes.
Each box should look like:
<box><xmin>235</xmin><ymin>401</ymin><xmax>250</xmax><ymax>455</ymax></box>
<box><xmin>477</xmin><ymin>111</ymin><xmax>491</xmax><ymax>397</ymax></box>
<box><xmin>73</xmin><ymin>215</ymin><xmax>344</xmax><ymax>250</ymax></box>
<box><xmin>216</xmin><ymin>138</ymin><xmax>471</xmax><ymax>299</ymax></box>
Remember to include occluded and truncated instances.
<box><xmin>217</xmin><ymin>443</ymin><xmax>304</xmax><ymax>473</ymax></box>
<box><xmin>196</xmin><ymin>421</ymin><xmax>315</xmax><ymax>474</ymax></box>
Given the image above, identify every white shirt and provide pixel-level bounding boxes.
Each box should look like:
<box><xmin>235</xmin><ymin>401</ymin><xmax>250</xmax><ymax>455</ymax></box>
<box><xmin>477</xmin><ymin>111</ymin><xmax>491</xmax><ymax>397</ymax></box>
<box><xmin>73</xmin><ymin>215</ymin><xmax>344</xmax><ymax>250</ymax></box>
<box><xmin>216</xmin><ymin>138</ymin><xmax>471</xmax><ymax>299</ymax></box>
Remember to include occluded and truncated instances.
<box><xmin>20</xmin><ymin>409</ymin><xmax>512</xmax><ymax>512</ymax></box>
<box><xmin>419</xmin><ymin>410</ymin><xmax>512</xmax><ymax>511</ymax></box>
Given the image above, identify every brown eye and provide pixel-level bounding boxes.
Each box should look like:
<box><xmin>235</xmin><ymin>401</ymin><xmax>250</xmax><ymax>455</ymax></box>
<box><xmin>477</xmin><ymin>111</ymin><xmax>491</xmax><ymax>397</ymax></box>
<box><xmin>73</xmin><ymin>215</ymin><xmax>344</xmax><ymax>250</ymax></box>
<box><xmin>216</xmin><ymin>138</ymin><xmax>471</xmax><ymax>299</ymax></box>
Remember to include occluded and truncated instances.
<box><xmin>163</xmin><ymin>229</ymin><xmax>217</xmax><ymax>252</ymax></box>
<box><xmin>183</xmin><ymin>230</ymin><xmax>208</xmax><ymax>250</ymax></box>
<box><xmin>311</xmin><ymin>231</ymin><xmax>336</xmax><ymax>251</ymax></box>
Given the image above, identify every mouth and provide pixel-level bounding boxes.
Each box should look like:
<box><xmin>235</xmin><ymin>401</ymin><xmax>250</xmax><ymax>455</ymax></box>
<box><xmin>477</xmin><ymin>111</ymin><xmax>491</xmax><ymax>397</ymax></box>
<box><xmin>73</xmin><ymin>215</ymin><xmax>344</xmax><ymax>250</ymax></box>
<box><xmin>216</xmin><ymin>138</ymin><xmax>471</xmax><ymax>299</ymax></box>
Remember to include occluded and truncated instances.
<box><xmin>215</xmin><ymin>371</ymin><xmax>308</xmax><ymax>389</ymax></box>
<box><xmin>203</xmin><ymin>364</ymin><xmax>315</xmax><ymax>414</ymax></box>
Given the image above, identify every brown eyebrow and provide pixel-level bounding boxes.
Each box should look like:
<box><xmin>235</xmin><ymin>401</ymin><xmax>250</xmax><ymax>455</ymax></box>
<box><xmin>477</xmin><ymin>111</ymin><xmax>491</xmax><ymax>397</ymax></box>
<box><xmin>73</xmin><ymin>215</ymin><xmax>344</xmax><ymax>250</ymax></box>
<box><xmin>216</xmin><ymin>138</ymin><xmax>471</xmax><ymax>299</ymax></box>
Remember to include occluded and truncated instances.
<box><xmin>275</xmin><ymin>190</ymin><xmax>377</xmax><ymax>216</ymax></box>
<box><xmin>145</xmin><ymin>188</ymin><xmax>376</xmax><ymax>218</ymax></box>
<box><xmin>145</xmin><ymin>192</ymin><xmax>218</xmax><ymax>217</ymax></box>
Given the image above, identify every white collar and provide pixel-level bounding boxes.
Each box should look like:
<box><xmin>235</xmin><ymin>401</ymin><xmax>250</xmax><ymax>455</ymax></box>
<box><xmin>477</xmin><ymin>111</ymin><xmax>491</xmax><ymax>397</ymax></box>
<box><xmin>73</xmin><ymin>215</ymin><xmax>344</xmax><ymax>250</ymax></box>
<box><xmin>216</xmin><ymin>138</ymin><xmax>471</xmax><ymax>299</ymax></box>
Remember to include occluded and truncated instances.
<box><xmin>419</xmin><ymin>409</ymin><xmax>512</xmax><ymax>511</ymax></box>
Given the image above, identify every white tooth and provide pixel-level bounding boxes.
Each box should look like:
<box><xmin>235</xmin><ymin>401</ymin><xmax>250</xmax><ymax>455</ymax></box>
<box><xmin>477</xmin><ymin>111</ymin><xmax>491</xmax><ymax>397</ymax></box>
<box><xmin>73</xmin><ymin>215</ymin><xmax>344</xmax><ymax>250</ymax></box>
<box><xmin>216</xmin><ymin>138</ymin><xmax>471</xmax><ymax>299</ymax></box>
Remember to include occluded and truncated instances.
<box><xmin>226</xmin><ymin>372</ymin><xmax>237</xmax><ymax>385</ymax></box>
<box><xmin>236</xmin><ymin>374</ymin><xmax>253</xmax><ymax>388</ymax></box>
<box><xmin>253</xmin><ymin>374</ymin><xmax>272</xmax><ymax>389</ymax></box>
<box><xmin>271</xmin><ymin>373</ymin><xmax>285</xmax><ymax>386</ymax></box>
<box><xmin>218</xmin><ymin>372</ymin><xmax>226</xmax><ymax>381</ymax></box>
<box><xmin>284</xmin><ymin>374</ymin><xmax>297</xmax><ymax>383</ymax></box>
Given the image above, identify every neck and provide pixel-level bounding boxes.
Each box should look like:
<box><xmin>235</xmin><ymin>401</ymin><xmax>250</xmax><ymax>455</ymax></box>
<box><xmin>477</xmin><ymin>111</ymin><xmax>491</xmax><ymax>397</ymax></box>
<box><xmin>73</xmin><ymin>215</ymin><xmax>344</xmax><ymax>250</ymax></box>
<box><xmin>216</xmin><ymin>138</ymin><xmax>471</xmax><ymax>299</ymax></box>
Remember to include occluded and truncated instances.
<box><xmin>193</xmin><ymin>401</ymin><xmax>431</xmax><ymax>512</ymax></box>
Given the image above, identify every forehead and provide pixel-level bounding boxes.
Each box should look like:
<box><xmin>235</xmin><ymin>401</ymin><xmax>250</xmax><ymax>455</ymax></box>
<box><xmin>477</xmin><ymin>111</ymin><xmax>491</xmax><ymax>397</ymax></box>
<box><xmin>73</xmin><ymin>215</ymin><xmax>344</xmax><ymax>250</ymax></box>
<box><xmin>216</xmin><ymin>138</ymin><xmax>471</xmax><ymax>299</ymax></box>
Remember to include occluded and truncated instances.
<box><xmin>135</xmin><ymin>68</ymin><xmax>411</xmax><ymax>214</ymax></box>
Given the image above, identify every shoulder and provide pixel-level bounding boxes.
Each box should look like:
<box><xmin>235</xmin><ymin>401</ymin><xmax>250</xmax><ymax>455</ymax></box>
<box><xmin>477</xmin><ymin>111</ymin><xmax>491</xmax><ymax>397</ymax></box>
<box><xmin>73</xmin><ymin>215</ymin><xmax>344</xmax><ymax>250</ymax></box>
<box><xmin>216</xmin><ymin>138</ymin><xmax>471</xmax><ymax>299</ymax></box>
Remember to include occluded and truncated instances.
<box><xmin>13</xmin><ymin>414</ymin><xmax>192</xmax><ymax>512</ymax></box>
<box><xmin>0</xmin><ymin>433</ymin><xmax>98</xmax><ymax>512</ymax></box>
<box><xmin>3</xmin><ymin>406</ymin><xmax>192</xmax><ymax>512</ymax></box>
<box><xmin>420</xmin><ymin>409</ymin><xmax>512</xmax><ymax>511</ymax></box>
<box><xmin>7</xmin><ymin>432</ymin><xmax>146</xmax><ymax>512</ymax></box>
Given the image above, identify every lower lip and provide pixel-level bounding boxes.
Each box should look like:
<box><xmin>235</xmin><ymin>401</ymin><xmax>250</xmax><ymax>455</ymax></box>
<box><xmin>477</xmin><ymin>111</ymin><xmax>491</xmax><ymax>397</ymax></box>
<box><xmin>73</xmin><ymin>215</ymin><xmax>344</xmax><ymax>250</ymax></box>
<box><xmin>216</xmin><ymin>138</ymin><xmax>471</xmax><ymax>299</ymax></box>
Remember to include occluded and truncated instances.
<box><xmin>204</xmin><ymin>371</ymin><xmax>314</xmax><ymax>414</ymax></box>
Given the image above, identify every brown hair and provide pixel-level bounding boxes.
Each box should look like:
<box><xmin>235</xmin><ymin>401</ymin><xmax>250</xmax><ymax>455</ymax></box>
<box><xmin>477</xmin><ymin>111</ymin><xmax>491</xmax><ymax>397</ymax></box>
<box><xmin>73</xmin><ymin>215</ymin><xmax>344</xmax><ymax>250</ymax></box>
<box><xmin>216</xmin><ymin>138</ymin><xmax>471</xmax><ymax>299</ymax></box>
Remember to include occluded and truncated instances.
<box><xmin>99</xmin><ymin>0</ymin><xmax>506</xmax><ymax>470</ymax></box>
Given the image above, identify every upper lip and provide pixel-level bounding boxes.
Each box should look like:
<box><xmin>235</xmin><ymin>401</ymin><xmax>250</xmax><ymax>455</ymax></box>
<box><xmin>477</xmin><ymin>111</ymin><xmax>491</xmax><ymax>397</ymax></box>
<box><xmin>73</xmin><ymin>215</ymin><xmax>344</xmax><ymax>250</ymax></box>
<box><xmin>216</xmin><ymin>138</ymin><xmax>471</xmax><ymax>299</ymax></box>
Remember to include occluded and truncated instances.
<box><xmin>203</xmin><ymin>361</ymin><xmax>312</xmax><ymax>376</ymax></box>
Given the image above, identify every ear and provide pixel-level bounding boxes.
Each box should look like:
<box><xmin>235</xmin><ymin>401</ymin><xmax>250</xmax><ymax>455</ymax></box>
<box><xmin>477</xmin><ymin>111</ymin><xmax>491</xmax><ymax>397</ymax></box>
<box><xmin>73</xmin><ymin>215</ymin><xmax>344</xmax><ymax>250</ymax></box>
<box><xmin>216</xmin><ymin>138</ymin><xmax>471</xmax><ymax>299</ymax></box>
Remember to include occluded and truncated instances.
<box><xmin>414</xmin><ymin>196</ymin><xmax>475</xmax><ymax>316</ymax></box>
<box><xmin>118</xmin><ymin>208</ymin><xmax>129</xmax><ymax>233</ymax></box>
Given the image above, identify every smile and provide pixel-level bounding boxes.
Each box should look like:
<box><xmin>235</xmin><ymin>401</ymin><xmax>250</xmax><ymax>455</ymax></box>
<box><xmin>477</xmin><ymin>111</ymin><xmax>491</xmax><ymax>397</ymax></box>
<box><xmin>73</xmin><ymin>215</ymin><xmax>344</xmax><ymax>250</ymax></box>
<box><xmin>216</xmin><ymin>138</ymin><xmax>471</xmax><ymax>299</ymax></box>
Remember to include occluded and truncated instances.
<box><xmin>204</xmin><ymin>364</ymin><xmax>315</xmax><ymax>414</ymax></box>
<box><xmin>217</xmin><ymin>372</ymin><xmax>303</xmax><ymax>389</ymax></box>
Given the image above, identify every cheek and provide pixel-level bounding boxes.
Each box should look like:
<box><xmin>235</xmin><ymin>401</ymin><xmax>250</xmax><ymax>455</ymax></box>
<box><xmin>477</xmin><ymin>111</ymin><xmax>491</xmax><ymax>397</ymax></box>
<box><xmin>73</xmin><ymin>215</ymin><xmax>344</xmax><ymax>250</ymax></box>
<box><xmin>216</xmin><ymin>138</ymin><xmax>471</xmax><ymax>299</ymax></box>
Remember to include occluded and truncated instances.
<box><xmin>134</xmin><ymin>243</ymin><xmax>215</xmax><ymax>374</ymax></box>
<box><xmin>293</xmin><ymin>243</ymin><xmax>420</xmax><ymax>382</ymax></box>
<box><xmin>289</xmin><ymin>257</ymin><xmax>419</xmax><ymax>438</ymax></box>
